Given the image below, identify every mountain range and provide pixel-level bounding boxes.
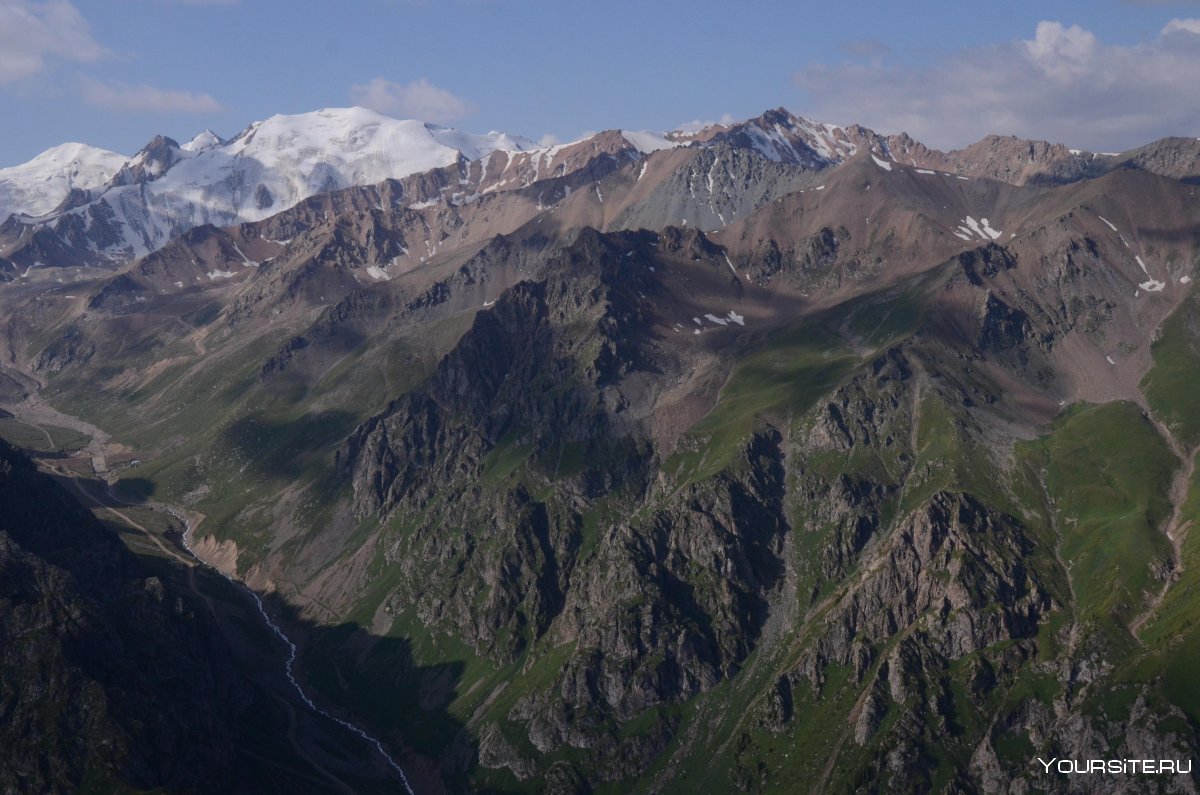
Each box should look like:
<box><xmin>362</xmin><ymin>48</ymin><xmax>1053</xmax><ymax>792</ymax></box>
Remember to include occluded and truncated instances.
<box><xmin>2</xmin><ymin>105</ymin><xmax>1200</xmax><ymax>793</ymax></box>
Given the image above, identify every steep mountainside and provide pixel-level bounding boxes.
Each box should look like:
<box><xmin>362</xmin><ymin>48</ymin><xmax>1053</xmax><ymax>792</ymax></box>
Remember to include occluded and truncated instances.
<box><xmin>3</xmin><ymin>107</ymin><xmax>1200</xmax><ymax>793</ymax></box>
<box><xmin>0</xmin><ymin>440</ymin><xmax>247</xmax><ymax>792</ymax></box>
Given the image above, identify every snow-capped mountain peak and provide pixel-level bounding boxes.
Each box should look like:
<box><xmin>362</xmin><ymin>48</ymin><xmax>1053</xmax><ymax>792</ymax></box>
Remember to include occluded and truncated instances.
<box><xmin>181</xmin><ymin>129</ymin><xmax>223</xmax><ymax>154</ymax></box>
<box><xmin>0</xmin><ymin>142</ymin><xmax>128</xmax><ymax>221</ymax></box>
<box><xmin>107</xmin><ymin>135</ymin><xmax>186</xmax><ymax>188</ymax></box>
<box><xmin>13</xmin><ymin>107</ymin><xmax>553</xmax><ymax>263</ymax></box>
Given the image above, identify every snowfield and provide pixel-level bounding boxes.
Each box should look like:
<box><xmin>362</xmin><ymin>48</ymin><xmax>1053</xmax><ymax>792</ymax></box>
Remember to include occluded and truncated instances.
<box><xmin>7</xmin><ymin>107</ymin><xmax>541</xmax><ymax>262</ymax></box>
<box><xmin>0</xmin><ymin>142</ymin><xmax>127</xmax><ymax>221</ymax></box>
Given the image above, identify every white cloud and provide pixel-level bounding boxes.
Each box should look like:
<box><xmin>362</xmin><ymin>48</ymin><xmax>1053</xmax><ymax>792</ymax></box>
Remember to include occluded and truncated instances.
<box><xmin>1162</xmin><ymin>17</ymin><xmax>1200</xmax><ymax>34</ymax></box>
<box><xmin>675</xmin><ymin>113</ymin><xmax>736</xmax><ymax>133</ymax></box>
<box><xmin>794</xmin><ymin>20</ymin><xmax>1200</xmax><ymax>151</ymax></box>
<box><xmin>0</xmin><ymin>0</ymin><xmax>106</xmax><ymax>86</ymax></box>
<box><xmin>1024</xmin><ymin>21</ymin><xmax>1098</xmax><ymax>83</ymax></box>
<box><xmin>349</xmin><ymin>77</ymin><xmax>474</xmax><ymax>123</ymax></box>
<box><xmin>80</xmin><ymin>77</ymin><xmax>224</xmax><ymax>113</ymax></box>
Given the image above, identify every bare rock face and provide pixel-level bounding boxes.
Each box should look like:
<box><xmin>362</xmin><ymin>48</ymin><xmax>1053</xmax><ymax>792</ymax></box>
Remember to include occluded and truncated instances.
<box><xmin>1118</xmin><ymin>136</ymin><xmax>1200</xmax><ymax>183</ymax></box>
<box><xmin>106</xmin><ymin>135</ymin><xmax>186</xmax><ymax>188</ymax></box>
<box><xmin>938</xmin><ymin>135</ymin><xmax>1103</xmax><ymax>185</ymax></box>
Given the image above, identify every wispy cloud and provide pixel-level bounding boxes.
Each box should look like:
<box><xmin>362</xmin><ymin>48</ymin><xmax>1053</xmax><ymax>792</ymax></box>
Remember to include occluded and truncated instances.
<box><xmin>79</xmin><ymin>77</ymin><xmax>224</xmax><ymax>113</ymax></box>
<box><xmin>675</xmin><ymin>113</ymin><xmax>736</xmax><ymax>133</ymax></box>
<box><xmin>0</xmin><ymin>0</ymin><xmax>107</xmax><ymax>86</ymax></box>
<box><xmin>349</xmin><ymin>77</ymin><xmax>474</xmax><ymax>123</ymax></box>
<box><xmin>794</xmin><ymin>20</ymin><xmax>1200</xmax><ymax>151</ymax></box>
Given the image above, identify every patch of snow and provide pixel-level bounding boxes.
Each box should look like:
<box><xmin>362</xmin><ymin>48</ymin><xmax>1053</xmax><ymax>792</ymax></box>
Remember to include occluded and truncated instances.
<box><xmin>706</xmin><ymin>156</ymin><xmax>720</xmax><ymax>196</ymax></box>
<box><xmin>1182</xmin><ymin>275</ymin><xmax>1193</xmax><ymax>285</ymax></box>
<box><xmin>693</xmin><ymin>329</ymin><xmax>701</xmax><ymax>335</ymax></box>
<box><xmin>206</xmin><ymin>270</ymin><xmax>234</xmax><ymax>280</ymax></box>
<box><xmin>366</xmin><ymin>265</ymin><xmax>390</xmax><ymax>281</ymax></box>
<box><xmin>915</xmin><ymin>168</ymin><xmax>936</xmax><ymax>175</ymax></box>
<box><xmin>814</xmin><ymin>185</ymin><xmax>825</xmax><ymax>191</ymax></box>
<box><xmin>1135</xmin><ymin>255</ymin><xmax>1150</xmax><ymax>275</ymax></box>
<box><xmin>621</xmin><ymin>131</ymin><xmax>679</xmax><ymax>153</ymax></box>
<box><xmin>704</xmin><ymin>313</ymin><xmax>729</xmax><ymax>326</ymax></box>
<box><xmin>1097</xmin><ymin>215</ymin><xmax>1118</xmax><ymax>232</ymax></box>
<box><xmin>637</xmin><ymin>161</ymin><xmax>647</xmax><ymax>181</ymax></box>
<box><xmin>1140</xmin><ymin>279</ymin><xmax>1166</xmax><ymax>292</ymax></box>
<box><xmin>956</xmin><ymin>175</ymin><xmax>970</xmax><ymax>180</ymax></box>
<box><xmin>483</xmin><ymin>300</ymin><xmax>495</xmax><ymax>307</ymax></box>
<box><xmin>174</xmin><ymin>281</ymin><xmax>183</xmax><ymax>288</ymax></box>
<box><xmin>408</xmin><ymin>198</ymin><xmax>439</xmax><ymax>210</ymax></box>
<box><xmin>723</xmin><ymin>252</ymin><xmax>737</xmax><ymax>275</ymax></box>
<box><xmin>230</xmin><ymin>241</ymin><xmax>258</xmax><ymax>267</ymax></box>
<box><xmin>726</xmin><ymin>310</ymin><xmax>745</xmax><ymax>326</ymax></box>
<box><xmin>960</xmin><ymin>216</ymin><xmax>1002</xmax><ymax>241</ymax></box>
<box><xmin>1106</xmin><ymin>355</ymin><xmax>1116</xmax><ymax>365</ymax></box>
<box><xmin>693</xmin><ymin>317</ymin><xmax>703</xmax><ymax>326</ymax></box>
<box><xmin>871</xmin><ymin>155</ymin><xmax>892</xmax><ymax>171</ymax></box>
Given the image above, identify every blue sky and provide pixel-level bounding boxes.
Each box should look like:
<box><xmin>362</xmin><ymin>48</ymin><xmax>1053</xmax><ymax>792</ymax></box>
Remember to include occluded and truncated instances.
<box><xmin>4</xmin><ymin>0</ymin><xmax>1200</xmax><ymax>166</ymax></box>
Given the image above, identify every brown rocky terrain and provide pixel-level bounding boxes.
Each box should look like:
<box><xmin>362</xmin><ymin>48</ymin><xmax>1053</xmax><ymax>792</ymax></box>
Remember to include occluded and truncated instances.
<box><xmin>3</xmin><ymin>107</ymin><xmax>1200</xmax><ymax>793</ymax></box>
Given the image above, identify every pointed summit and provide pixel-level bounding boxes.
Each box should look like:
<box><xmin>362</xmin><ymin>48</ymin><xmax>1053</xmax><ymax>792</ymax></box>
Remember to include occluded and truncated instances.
<box><xmin>106</xmin><ymin>135</ymin><xmax>185</xmax><ymax>188</ymax></box>
<box><xmin>181</xmin><ymin>129</ymin><xmax>223</xmax><ymax>153</ymax></box>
